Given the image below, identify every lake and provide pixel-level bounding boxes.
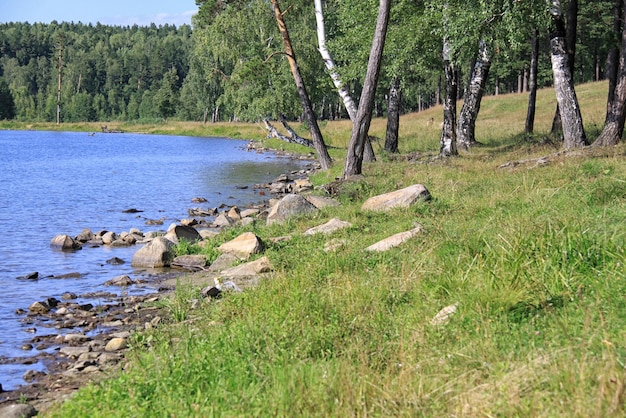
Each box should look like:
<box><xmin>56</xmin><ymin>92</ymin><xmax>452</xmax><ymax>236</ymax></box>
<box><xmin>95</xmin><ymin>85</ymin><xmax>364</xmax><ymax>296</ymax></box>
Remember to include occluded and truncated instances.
<box><xmin>0</xmin><ymin>130</ymin><xmax>309</xmax><ymax>390</ymax></box>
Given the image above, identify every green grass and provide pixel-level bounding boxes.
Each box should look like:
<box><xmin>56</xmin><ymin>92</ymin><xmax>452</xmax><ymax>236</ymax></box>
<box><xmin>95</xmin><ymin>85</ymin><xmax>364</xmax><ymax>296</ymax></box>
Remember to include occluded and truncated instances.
<box><xmin>46</xmin><ymin>82</ymin><xmax>626</xmax><ymax>417</ymax></box>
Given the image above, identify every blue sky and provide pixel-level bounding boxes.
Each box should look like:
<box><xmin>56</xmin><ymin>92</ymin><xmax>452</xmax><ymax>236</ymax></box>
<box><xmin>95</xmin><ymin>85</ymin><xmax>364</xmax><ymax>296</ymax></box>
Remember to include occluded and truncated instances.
<box><xmin>0</xmin><ymin>0</ymin><xmax>197</xmax><ymax>26</ymax></box>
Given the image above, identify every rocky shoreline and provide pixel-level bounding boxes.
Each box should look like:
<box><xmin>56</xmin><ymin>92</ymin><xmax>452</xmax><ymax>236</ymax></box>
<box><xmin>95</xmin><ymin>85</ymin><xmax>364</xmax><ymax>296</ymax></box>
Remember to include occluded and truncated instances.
<box><xmin>0</xmin><ymin>142</ymin><xmax>319</xmax><ymax>416</ymax></box>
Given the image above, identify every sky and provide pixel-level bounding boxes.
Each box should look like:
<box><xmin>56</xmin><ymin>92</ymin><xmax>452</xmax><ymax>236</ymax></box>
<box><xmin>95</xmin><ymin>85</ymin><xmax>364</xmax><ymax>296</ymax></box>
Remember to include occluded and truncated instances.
<box><xmin>0</xmin><ymin>0</ymin><xmax>197</xmax><ymax>27</ymax></box>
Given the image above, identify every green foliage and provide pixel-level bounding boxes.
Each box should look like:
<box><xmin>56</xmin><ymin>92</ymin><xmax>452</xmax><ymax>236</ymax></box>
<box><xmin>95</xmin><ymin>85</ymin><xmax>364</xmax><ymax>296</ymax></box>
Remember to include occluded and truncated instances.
<box><xmin>0</xmin><ymin>78</ymin><xmax>16</xmax><ymax>119</ymax></box>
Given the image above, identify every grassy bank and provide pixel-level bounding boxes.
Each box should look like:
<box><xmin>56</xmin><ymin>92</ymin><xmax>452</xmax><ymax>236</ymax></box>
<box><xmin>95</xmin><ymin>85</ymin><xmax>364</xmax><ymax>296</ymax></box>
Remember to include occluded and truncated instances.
<box><xmin>45</xmin><ymin>82</ymin><xmax>626</xmax><ymax>417</ymax></box>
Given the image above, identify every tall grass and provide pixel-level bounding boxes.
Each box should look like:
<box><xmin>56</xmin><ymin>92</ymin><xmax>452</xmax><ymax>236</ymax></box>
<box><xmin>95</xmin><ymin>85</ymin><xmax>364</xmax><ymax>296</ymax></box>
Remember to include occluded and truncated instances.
<box><xmin>47</xmin><ymin>82</ymin><xmax>626</xmax><ymax>417</ymax></box>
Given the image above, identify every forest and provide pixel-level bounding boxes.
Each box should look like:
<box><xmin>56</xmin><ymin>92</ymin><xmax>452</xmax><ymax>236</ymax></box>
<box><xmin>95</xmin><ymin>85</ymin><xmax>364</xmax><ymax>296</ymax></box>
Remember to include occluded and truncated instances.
<box><xmin>0</xmin><ymin>0</ymin><xmax>617</xmax><ymax>126</ymax></box>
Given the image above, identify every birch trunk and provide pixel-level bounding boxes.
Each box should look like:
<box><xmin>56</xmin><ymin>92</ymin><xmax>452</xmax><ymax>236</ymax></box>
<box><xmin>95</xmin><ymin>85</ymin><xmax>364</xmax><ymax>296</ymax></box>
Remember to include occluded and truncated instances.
<box><xmin>549</xmin><ymin>0</ymin><xmax>587</xmax><ymax>149</ymax></box>
<box><xmin>314</xmin><ymin>0</ymin><xmax>375</xmax><ymax>162</ymax></box>
<box><xmin>271</xmin><ymin>0</ymin><xmax>332</xmax><ymax>169</ymax></box>
<box><xmin>440</xmin><ymin>39</ymin><xmax>458</xmax><ymax>157</ymax></box>
<box><xmin>594</xmin><ymin>0</ymin><xmax>626</xmax><ymax>146</ymax></box>
<box><xmin>343</xmin><ymin>0</ymin><xmax>390</xmax><ymax>178</ymax></box>
<box><xmin>457</xmin><ymin>40</ymin><xmax>490</xmax><ymax>150</ymax></box>
<box><xmin>384</xmin><ymin>78</ymin><xmax>401</xmax><ymax>153</ymax></box>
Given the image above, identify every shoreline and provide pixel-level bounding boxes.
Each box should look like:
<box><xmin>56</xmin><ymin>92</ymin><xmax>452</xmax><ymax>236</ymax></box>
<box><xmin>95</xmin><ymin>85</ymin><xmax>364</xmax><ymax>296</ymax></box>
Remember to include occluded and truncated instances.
<box><xmin>0</xmin><ymin>138</ymin><xmax>318</xmax><ymax>414</ymax></box>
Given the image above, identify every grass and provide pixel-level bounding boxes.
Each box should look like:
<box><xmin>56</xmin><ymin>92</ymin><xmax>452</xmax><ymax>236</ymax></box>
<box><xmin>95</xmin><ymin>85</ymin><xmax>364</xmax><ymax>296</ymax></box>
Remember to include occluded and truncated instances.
<box><xmin>44</xmin><ymin>81</ymin><xmax>626</xmax><ymax>417</ymax></box>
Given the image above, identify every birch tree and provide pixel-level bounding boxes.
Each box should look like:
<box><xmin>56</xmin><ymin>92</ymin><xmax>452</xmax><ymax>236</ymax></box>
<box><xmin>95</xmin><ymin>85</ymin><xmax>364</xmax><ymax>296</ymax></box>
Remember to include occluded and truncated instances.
<box><xmin>457</xmin><ymin>40</ymin><xmax>491</xmax><ymax>150</ymax></box>
<box><xmin>314</xmin><ymin>0</ymin><xmax>375</xmax><ymax>162</ymax></box>
<box><xmin>548</xmin><ymin>0</ymin><xmax>587</xmax><ymax>149</ymax></box>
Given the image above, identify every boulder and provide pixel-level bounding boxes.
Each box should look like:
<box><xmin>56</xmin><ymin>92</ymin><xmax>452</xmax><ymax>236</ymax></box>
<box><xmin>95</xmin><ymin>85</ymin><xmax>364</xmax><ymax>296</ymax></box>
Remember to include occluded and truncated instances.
<box><xmin>361</xmin><ymin>184</ymin><xmax>431</xmax><ymax>212</ymax></box>
<box><xmin>266</xmin><ymin>194</ymin><xmax>318</xmax><ymax>225</ymax></box>
<box><xmin>304</xmin><ymin>218</ymin><xmax>352</xmax><ymax>236</ymax></box>
<box><xmin>28</xmin><ymin>301</ymin><xmax>50</xmax><ymax>314</ymax></box>
<box><xmin>365</xmin><ymin>225</ymin><xmax>423</xmax><ymax>252</ymax></box>
<box><xmin>221</xmin><ymin>256</ymin><xmax>273</xmax><ymax>278</ymax></box>
<box><xmin>101</xmin><ymin>231</ymin><xmax>118</xmax><ymax>245</ymax></box>
<box><xmin>213</xmin><ymin>213</ymin><xmax>235</xmax><ymax>227</ymax></box>
<box><xmin>171</xmin><ymin>254</ymin><xmax>208</xmax><ymax>269</ymax></box>
<box><xmin>75</xmin><ymin>228</ymin><xmax>95</xmax><ymax>243</ymax></box>
<box><xmin>105</xmin><ymin>275</ymin><xmax>134</xmax><ymax>286</ymax></box>
<box><xmin>306</xmin><ymin>195</ymin><xmax>341</xmax><ymax>209</ymax></box>
<box><xmin>218</xmin><ymin>232</ymin><xmax>265</xmax><ymax>259</ymax></box>
<box><xmin>105</xmin><ymin>337</ymin><xmax>127</xmax><ymax>352</ymax></box>
<box><xmin>131</xmin><ymin>237</ymin><xmax>175</xmax><ymax>268</ymax></box>
<box><xmin>164</xmin><ymin>225</ymin><xmax>202</xmax><ymax>244</ymax></box>
<box><xmin>293</xmin><ymin>178</ymin><xmax>314</xmax><ymax>193</ymax></box>
<box><xmin>240</xmin><ymin>208</ymin><xmax>260</xmax><ymax>218</ymax></box>
<box><xmin>50</xmin><ymin>234</ymin><xmax>82</xmax><ymax>251</ymax></box>
<box><xmin>227</xmin><ymin>206</ymin><xmax>242</xmax><ymax>221</ymax></box>
<box><xmin>0</xmin><ymin>404</ymin><xmax>38</xmax><ymax>418</ymax></box>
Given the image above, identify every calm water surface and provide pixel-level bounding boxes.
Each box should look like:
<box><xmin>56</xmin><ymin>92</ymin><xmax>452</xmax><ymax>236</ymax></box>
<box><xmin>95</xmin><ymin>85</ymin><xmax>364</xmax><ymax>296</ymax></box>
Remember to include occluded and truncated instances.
<box><xmin>0</xmin><ymin>130</ymin><xmax>308</xmax><ymax>390</ymax></box>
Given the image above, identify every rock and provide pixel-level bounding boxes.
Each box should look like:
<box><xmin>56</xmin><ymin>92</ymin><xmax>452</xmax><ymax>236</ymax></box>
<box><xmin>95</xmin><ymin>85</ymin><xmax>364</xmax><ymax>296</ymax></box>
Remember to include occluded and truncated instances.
<box><xmin>227</xmin><ymin>206</ymin><xmax>242</xmax><ymax>221</ymax></box>
<box><xmin>171</xmin><ymin>254</ymin><xmax>208</xmax><ymax>269</ymax></box>
<box><xmin>61</xmin><ymin>292</ymin><xmax>77</xmax><ymax>300</ymax></box>
<box><xmin>60</xmin><ymin>346</ymin><xmax>91</xmax><ymax>358</ymax></box>
<box><xmin>240</xmin><ymin>217</ymin><xmax>255</xmax><ymax>227</ymax></box>
<box><xmin>198</xmin><ymin>229</ymin><xmax>219</xmax><ymax>240</ymax></box>
<box><xmin>164</xmin><ymin>225</ymin><xmax>202</xmax><ymax>244</ymax></box>
<box><xmin>304</xmin><ymin>218</ymin><xmax>352</xmax><ymax>236</ymax></box>
<box><xmin>105</xmin><ymin>275</ymin><xmax>134</xmax><ymax>286</ymax></box>
<box><xmin>192</xmin><ymin>196</ymin><xmax>208</xmax><ymax>203</ymax></box>
<box><xmin>131</xmin><ymin>237</ymin><xmax>176</xmax><ymax>268</ymax></box>
<box><xmin>365</xmin><ymin>225</ymin><xmax>423</xmax><ymax>252</ymax></box>
<box><xmin>105</xmin><ymin>337</ymin><xmax>127</xmax><ymax>352</ymax></box>
<box><xmin>101</xmin><ymin>231</ymin><xmax>118</xmax><ymax>245</ymax></box>
<box><xmin>240</xmin><ymin>208</ymin><xmax>260</xmax><ymax>218</ymax></box>
<box><xmin>293</xmin><ymin>178</ymin><xmax>314</xmax><ymax>193</ymax></box>
<box><xmin>0</xmin><ymin>404</ymin><xmax>38</xmax><ymax>418</ymax></box>
<box><xmin>305</xmin><ymin>195</ymin><xmax>341</xmax><ymax>209</ymax></box>
<box><xmin>75</xmin><ymin>228</ymin><xmax>95</xmax><ymax>243</ymax></box>
<box><xmin>221</xmin><ymin>256</ymin><xmax>273</xmax><ymax>278</ymax></box>
<box><xmin>266</xmin><ymin>194</ymin><xmax>318</xmax><ymax>225</ymax></box>
<box><xmin>28</xmin><ymin>301</ymin><xmax>50</xmax><ymax>314</ymax></box>
<box><xmin>180</xmin><ymin>218</ymin><xmax>199</xmax><ymax>227</ymax></box>
<box><xmin>361</xmin><ymin>184</ymin><xmax>431</xmax><ymax>212</ymax></box>
<box><xmin>106</xmin><ymin>257</ymin><xmax>125</xmax><ymax>265</ymax></box>
<box><xmin>145</xmin><ymin>219</ymin><xmax>164</xmax><ymax>226</ymax></box>
<box><xmin>17</xmin><ymin>272</ymin><xmax>39</xmax><ymax>280</ymax></box>
<box><xmin>208</xmin><ymin>253</ymin><xmax>239</xmax><ymax>272</ymax></box>
<box><xmin>50</xmin><ymin>234</ymin><xmax>82</xmax><ymax>251</ymax></box>
<box><xmin>64</xmin><ymin>334</ymin><xmax>91</xmax><ymax>343</ymax></box>
<box><xmin>213</xmin><ymin>213</ymin><xmax>235</xmax><ymax>227</ymax></box>
<box><xmin>188</xmin><ymin>207</ymin><xmax>216</xmax><ymax>217</ymax></box>
<box><xmin>218</xmin><ymin>232</ymin><xmax>265</xmax><ymax>259</ymax></box>
<box><xmin>430</xmin><ymin>303</ymin><xmax>459</xmax><ymax>326</ymax></box>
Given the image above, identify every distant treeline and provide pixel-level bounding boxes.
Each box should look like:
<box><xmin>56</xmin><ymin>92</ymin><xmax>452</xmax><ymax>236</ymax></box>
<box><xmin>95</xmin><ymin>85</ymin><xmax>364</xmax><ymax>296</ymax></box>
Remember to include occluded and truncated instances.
<box><xmin>0</xmin><ymin>21</ymin><xmax>192</xmax><ymax>122</ymax></box>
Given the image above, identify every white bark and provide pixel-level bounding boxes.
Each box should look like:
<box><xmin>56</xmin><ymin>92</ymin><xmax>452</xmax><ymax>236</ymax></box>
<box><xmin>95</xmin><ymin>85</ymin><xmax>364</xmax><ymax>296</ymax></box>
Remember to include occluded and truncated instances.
<box><xmin>314</xmin><ymin>0</ymin><xmax>357</xmax><ymax>121</ymax></box>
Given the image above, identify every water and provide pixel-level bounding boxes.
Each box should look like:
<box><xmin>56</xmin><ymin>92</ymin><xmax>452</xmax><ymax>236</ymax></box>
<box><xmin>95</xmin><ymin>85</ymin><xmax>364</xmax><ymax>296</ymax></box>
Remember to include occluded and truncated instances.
<box><xmin>0</xmin><ymin>130</ymin><xmax>309</xmax><ymax>390</ymax></box>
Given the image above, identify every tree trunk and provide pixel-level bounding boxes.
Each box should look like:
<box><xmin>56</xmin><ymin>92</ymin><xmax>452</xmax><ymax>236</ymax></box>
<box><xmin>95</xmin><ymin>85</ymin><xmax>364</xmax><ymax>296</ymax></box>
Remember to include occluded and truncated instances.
<box><xmin>384</xmin><ymin>78</ymin><xmax>401</xmax><ymax>153</ymax></box>
<box><xmin>550</xmin><ymin>0</ymin><xmax>579</xmax><ymax>136</ymax></box>
<box><xmin>549</xmin><ymin>0</ymin><xmax>587</xmax><ymax>149</ymax></box>
<box><xmin>270</xmin><ymin>0</ymin><xmax>332</xmax><ymax>170</ymax></box>
<box><xmin>314</xmin><ymin>0</ymin><xmax>375</xmax><ymax>163</ymax></box>
<box><xmin>457</xmin><ymin>40</ymin><xmax>491</xmax><ymax>150</ymax></box>
<box><xmin>605</xmin><ymin>0</ymin><xmax>623</xmax><ymax>117</ymax></box>
<box><xmin>440</xmin><ymin>39</ymin><xmax>458</xmax><ymax>157</ymax></box>
<box><xmin>343</xmin><ymin>0</ymin><xmax>390</xmax><ymax>178</ymax></box>
<box><xmin>525</xmin><ymin>28</ymin><xmax>539</xmax><ymax>135</ymax></box>
<box><xmin>594</xmin><ymin>0</ymin><xmax>626</xmax><ymax>146</ymax></box>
